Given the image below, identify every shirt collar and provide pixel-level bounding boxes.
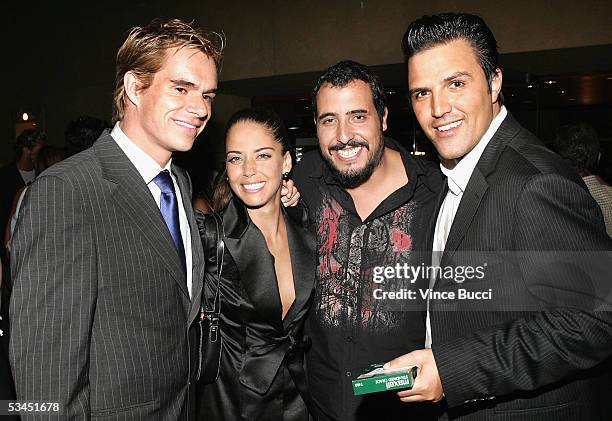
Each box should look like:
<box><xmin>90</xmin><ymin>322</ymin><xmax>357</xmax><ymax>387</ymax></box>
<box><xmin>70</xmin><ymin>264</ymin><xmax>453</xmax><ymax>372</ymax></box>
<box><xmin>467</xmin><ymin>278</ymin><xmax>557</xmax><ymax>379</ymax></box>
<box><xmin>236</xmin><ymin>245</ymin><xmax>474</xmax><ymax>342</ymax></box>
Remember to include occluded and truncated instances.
<box><xmin>111</xmin><ymin>122</ymin><xmax>172</xmax><ymax>184</ymax></box>
<box><xmin>441</xmin><ymin>105</ymin><xmax>507</xmax><ymax>195</ymax></box>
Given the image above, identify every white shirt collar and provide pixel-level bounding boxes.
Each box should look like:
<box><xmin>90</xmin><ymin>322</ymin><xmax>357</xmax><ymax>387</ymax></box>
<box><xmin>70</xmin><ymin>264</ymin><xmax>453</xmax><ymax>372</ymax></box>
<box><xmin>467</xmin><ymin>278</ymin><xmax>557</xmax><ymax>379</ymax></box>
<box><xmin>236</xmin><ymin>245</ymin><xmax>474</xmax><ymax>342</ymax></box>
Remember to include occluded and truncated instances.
<box><xmin>111</xmin><ymin>122</ymin><xmax>172</xmax><ymax>184</ymax></box>
<box><xmin>440</xmin><ymin>106</ymin><xmax>507</xmax><ymax>195</ymax></box>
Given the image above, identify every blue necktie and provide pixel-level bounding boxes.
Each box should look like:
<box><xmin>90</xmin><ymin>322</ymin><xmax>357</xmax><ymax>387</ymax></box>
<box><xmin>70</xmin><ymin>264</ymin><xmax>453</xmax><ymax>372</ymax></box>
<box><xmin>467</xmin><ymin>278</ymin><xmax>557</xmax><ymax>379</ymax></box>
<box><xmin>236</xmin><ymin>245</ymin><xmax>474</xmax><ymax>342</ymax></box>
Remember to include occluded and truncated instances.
<box><xmin>153</xmin><ymin>170</ymin><xmax>186</xmax><ymax>273</ymax></box>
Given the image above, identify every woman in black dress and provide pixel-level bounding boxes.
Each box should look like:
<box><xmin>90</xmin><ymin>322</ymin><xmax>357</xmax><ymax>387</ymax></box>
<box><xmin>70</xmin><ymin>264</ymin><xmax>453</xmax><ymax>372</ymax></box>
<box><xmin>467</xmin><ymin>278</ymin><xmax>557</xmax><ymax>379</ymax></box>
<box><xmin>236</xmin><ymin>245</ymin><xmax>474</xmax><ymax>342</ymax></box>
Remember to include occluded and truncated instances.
<box><xmin>196</xmin><ymin>108</ymin><xmax>315</xmax><ymax>420</ymax></box>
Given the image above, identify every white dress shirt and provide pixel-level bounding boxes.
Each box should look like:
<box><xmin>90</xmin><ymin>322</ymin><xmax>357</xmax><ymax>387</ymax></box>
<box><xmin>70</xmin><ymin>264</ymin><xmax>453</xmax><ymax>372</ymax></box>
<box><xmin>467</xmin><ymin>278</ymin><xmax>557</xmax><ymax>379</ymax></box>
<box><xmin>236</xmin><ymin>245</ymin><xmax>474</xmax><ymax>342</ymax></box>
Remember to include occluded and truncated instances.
<box><xmin>19</xmin><ymin>168</ymin><xmax>36</xmax><ymax>185</ymax></box>
<box><xmin>111</xmin><ymin>123</ymin><xmax>193</xmax><ymax>298</ymax></box>
<box><xmin>425</xmin><ymin>106</ymin><xmax>507</xmax><ymax>348</ymax></box>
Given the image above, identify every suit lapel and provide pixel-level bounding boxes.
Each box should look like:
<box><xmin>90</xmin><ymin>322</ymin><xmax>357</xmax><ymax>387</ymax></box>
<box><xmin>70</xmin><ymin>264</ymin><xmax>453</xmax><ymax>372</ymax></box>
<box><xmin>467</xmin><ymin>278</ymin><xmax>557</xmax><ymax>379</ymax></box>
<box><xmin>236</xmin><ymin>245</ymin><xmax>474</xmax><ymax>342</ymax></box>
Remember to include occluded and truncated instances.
<box><xmin>223</xmin><ymin>200</ymin><xmax>284</xmax><ymax>331</ymax></box>
<box><xmin>282</xmin><ymin>205</ymin><xmax>315</xmax><ymax>329</ymax></box>
<box><xmin>95</xmin><ymin>133</ymin><xmax>189</xmax><ymax>299</ymax></box>
<box><xmin>427</xmin><ymin>182</ymin><xmax>449</xmax><ymax>253</ymax></box>
<box><xmin>442</xmin><ymin>169</ymin><xmax>488</xmax><ymax>263</ymax></box>
<box><xmin>173</xmin><ymin>165</ymin><xmax>207</xmax><ymax>325</ymax></box>
<box><xmin>440</xmin><ymin>112</ymin><xmax>522</xmax><ymax>267</ymax></box>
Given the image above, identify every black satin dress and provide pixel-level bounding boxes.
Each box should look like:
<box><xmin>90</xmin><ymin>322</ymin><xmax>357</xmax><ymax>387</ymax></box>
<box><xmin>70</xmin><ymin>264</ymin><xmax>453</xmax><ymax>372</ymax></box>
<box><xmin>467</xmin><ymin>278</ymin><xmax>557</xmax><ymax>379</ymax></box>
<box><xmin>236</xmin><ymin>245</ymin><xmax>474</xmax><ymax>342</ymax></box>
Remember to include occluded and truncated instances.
<box><xmin>195</xmin><ymin>199</ymin><xmax>316</xmax><ymax>421</ymax></box>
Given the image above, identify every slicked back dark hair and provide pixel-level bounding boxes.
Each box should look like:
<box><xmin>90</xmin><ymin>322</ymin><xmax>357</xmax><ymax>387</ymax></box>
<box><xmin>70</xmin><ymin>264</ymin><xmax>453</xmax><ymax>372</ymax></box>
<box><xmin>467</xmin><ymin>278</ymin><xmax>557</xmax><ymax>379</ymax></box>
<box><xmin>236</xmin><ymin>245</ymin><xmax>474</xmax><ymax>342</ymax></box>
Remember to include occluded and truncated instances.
<box><xmin>402</xmin><ymin>13</ymin><xmax>501</xmax><ymax>100</ymax></box>
<box><xmin>311</xmin><ymin>60</ymin><xmax>387</xmax><ymax>122</ymax></box>
<box><xmin>225</xmin><ymin>107</ymin><xmax>291</xmax><ymax>155</ymax></box>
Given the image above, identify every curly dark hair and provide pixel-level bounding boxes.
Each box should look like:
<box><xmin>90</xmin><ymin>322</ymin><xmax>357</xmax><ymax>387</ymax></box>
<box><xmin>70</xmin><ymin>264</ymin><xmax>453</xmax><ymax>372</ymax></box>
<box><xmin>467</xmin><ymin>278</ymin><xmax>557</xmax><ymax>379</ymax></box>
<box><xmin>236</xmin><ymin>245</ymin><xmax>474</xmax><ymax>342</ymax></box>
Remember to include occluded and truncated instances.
<box><xmin>311</xmin><ymin>60</ymin><xmax>387</xmax><ymax>122</ymax></box>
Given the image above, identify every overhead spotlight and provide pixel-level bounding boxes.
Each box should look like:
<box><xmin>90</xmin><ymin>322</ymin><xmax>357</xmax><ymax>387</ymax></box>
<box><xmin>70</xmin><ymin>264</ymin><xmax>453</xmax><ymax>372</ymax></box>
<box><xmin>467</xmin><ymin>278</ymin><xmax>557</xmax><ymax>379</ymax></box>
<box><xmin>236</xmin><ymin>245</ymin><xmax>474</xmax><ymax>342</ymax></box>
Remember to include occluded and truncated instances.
<box><xmin>22</xmin><ymin>112</ymin><xmax>29</xmax><ymax>121</ymax></box>
<box><xmin>543</xmin><ymin>80</ymin><xmax>557</xmax><ymax>85</ymax></box>
<box><xmin>559</xmin><ymin>90</ymin><xmax>566</xmax><ymax>94</ymax></box>
<box><xmin>527</xmin><ymin>84</ymin><xmax>534</xmax><ymax>89</ymax></box>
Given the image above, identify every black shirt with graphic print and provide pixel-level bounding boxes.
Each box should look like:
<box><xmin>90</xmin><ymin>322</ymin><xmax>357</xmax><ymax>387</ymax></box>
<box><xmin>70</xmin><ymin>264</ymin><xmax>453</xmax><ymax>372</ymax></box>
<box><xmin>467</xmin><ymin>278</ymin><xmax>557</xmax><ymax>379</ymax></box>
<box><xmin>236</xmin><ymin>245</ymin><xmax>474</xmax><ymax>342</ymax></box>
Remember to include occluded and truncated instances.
<box><xmin>294</xmin><ymin>138</ymin><xmax>443</xmax><ymax>421</ymax></box>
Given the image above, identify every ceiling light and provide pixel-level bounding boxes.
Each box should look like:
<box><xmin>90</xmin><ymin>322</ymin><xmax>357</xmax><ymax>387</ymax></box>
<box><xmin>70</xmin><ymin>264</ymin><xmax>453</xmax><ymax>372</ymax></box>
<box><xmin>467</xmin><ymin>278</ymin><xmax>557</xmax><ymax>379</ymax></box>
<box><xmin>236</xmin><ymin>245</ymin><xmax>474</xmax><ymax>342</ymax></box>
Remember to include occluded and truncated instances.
<box><xmin>543</xmin><ymin>80</ymin><xmax>557</xmax><ymax>85</ymax></box>
<box><xmin>21</xmin><ymin>112</ymin><xmax>29</xmax><ymax>121</ymax></box>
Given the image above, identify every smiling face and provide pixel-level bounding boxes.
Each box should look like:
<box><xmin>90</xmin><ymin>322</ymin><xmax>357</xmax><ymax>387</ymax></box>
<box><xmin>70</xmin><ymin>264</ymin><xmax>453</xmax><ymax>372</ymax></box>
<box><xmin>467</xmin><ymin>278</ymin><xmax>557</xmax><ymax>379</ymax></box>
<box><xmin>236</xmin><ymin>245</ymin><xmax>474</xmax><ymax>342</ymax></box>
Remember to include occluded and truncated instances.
<box><xmin>315</xmin><ymin>80</ymin><xmax>387</xmax><ymax>188</ymax></box>
<box><xmin>123</xmin><ymin>46</ymin><xmax>218</xmax><ymax>166</ymax></box>
<box><xmin>225</xmin><ymin>120</ymin><xmax>292</xmax><ymax>210</ymax></box>
<box><xmin>407</xmin><ymin>39</ymin><xmax>502</xmax><ymax>166</ymax></box>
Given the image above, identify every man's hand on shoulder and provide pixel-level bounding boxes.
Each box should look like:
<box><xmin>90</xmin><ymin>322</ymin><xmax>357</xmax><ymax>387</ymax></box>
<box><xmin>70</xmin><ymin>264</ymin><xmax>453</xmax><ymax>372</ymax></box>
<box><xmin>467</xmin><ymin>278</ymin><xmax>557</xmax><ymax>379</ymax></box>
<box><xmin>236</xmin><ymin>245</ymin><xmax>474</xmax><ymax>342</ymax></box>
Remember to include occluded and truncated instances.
<box><xmin>281</xmin><ymin>179</ymin><xmax>300</xmax><ymax>207</ymax></box>
<box><xmin>385</xmin><ymin>349</ymin><xmax>444</xmax><ymax>403</ymax></box>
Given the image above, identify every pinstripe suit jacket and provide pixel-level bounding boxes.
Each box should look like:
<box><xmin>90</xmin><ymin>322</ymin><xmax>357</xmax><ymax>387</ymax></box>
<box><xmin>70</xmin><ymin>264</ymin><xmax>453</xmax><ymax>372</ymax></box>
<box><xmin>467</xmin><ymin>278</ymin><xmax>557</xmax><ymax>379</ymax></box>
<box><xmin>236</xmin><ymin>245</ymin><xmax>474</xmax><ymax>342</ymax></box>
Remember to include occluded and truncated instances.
<box><xmin>9</xmin><ymin>132</ymin><xmax>206</xmax><ymax>420</ymax></box>
<box><xmin>428</xmin><ymin>114</ymin><xmax>612</xmax><ymax>420</ymax></box>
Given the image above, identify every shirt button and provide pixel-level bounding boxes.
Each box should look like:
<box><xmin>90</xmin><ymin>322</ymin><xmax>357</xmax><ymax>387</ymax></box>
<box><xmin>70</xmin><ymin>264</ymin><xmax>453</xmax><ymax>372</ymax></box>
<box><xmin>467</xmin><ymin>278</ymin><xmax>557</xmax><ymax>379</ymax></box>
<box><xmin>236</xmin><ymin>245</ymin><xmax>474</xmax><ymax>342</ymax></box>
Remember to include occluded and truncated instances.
<box><xmin>346</xmin><ymin>371</ymin><xmax>351</xmax><ymax>377</ymax></box>
<box><xmin>346</xmin><ymin>336</ymin><xmax>353</xmax><ymax>343</ymax></box>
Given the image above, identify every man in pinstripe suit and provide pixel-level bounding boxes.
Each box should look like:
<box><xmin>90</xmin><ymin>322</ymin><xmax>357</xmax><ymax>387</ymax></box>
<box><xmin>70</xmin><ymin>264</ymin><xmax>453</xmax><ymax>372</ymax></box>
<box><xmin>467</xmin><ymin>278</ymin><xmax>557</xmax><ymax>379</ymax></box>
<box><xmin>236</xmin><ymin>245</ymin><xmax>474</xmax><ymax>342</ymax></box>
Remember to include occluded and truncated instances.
<box><xmin>9</xmin><ymin>19</ymin><xmax>222</xmax><ymax>420</ymax></box>
<box><xmin>385</xmin><ymin>13</ymin><xmax>612</xmax><ymax>420</ymax></box>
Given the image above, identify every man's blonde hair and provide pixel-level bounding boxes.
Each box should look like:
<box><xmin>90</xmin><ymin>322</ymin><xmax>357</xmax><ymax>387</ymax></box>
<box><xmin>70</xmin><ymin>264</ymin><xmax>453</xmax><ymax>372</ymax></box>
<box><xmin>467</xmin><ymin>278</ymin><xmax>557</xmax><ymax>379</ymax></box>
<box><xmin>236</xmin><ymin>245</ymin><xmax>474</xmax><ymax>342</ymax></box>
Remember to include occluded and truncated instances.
<box><xmin>113</xmin><ymin>18</ymin><xmax>224</xmax><ymax>123</ymax></box>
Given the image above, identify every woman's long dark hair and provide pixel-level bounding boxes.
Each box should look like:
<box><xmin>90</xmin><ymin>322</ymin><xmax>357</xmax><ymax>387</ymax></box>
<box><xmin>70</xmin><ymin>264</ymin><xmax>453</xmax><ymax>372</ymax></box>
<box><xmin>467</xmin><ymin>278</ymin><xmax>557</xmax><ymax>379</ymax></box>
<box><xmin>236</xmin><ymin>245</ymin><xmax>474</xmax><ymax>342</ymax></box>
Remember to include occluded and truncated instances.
<box><xmin>212</xmin><ymin>107</ymin><xmax>293</xmax><ymax>212</ymax></box>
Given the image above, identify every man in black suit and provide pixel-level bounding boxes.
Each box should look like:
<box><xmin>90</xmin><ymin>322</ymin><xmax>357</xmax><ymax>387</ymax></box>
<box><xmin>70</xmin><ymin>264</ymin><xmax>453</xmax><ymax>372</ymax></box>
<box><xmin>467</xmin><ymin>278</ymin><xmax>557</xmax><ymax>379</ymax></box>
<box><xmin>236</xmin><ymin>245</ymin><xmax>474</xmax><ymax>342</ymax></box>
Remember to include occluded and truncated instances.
<box><xmin>386</xmin><ymin>13</ymin><xmax>612</xmax><ymax>420</ymax></box>
<box><xmin>10</xmin><ymin>19</ymin><xmax>222</xmax><ymax>419</ymax></box>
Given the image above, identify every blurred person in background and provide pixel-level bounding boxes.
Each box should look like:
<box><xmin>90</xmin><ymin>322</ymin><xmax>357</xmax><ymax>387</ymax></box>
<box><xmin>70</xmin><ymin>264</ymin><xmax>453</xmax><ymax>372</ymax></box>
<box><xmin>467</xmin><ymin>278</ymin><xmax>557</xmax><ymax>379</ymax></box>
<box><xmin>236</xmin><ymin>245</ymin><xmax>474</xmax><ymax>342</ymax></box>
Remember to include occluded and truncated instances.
<box><xmin>552</xmin><ymin>122</ymin><xmax>612</xmax><ymax>236</ymax></box>
<box><xmin>1</xmin><ymin>144</ymin><xmax>64</xmax><ymax>421</ymax></box>
<box><xmin>0</xmin><ymin>130</ymin><xmax>46</xmax><ymax>417</ymax></box>
<box><xmin>65</xmin><ymin>114</ymin><xmax>111</xmax><ymax>157</ymax></box>
<box><xmin>5</xmin><ymin>145</ymin><xmax>66</xmax><ymax>250</ymax></box>
<box><xmin>0</xmin><ymin>128</ymin><xmax>45</xmax><ymax>266</ymax></box>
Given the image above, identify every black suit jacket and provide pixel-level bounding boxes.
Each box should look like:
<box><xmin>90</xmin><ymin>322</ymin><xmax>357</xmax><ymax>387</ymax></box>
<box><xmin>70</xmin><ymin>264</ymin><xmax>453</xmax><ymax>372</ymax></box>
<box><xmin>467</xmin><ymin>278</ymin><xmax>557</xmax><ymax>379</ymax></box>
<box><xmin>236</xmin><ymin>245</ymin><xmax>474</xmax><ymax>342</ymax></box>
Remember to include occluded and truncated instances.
<box><xmin>429</xmin><ymin>113</ymin><xmax>612</xmax><ymax>420</ymax></box>
<box><xmin>196</xmin><ymin>198</ymin><xmax>316</xmax><ymax>421</ymax></box>
<box><xmin>9</xmin><ymin>132</ymin><xmax>205</xmax><ymax>420</ymax></box>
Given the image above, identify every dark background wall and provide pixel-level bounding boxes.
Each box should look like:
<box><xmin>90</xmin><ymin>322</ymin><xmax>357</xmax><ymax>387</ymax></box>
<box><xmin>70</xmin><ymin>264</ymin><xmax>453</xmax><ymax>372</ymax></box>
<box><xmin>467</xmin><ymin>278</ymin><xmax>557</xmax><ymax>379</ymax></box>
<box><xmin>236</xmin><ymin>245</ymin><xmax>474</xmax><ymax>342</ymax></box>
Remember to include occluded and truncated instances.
<box><xmin>3</xmin><ymin>0</ymin><xmax>612</xmax><ymax>169</ymax></box>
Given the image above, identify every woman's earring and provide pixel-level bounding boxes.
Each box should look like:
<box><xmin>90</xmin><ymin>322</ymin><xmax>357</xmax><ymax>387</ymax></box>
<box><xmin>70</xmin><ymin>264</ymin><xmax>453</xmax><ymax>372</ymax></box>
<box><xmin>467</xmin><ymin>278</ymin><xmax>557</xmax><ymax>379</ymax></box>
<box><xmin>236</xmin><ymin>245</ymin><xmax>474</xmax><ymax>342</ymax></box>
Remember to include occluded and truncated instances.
<box><xmin>282</xmin><ymin>172</ymin><xmax>290</xmax><ymax>180</ymax></box>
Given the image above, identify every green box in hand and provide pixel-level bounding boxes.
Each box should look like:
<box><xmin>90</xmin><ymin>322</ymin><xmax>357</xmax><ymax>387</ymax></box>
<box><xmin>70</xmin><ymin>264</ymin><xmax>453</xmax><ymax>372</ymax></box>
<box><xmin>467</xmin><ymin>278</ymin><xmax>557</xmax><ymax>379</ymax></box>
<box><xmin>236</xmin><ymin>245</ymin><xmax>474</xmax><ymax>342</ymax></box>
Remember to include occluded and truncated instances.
<box><xmin>351</xmin><ymin>364</ymin><xmax>418</xmax><ymax>396</ymax></box>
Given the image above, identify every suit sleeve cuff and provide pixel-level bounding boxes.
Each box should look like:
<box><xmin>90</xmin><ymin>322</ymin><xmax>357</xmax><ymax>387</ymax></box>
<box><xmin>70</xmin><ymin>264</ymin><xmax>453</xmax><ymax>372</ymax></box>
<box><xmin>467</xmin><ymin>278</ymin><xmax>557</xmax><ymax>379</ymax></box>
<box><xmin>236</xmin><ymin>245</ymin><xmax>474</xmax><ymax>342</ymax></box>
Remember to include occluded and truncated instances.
<box><xmin>432</xmin><ymin>340</ymin><xmax>494</xmax><ymax>408</ymax></box>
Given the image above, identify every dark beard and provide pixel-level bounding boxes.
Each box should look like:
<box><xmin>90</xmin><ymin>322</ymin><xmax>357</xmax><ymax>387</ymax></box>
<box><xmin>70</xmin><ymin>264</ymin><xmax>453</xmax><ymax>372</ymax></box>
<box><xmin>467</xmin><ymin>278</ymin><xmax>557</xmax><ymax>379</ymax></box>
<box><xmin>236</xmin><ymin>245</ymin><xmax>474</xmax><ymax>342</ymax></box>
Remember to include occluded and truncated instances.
<box><xmin>321</xmin><ymin>137</ymin><xmax>385</xmax><ymax>189</ymax></box>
